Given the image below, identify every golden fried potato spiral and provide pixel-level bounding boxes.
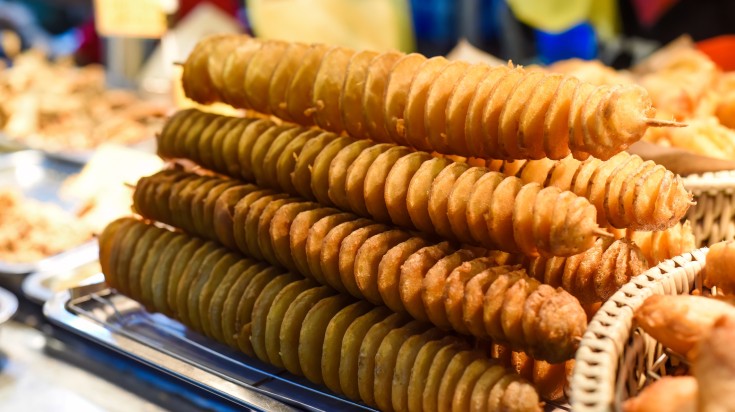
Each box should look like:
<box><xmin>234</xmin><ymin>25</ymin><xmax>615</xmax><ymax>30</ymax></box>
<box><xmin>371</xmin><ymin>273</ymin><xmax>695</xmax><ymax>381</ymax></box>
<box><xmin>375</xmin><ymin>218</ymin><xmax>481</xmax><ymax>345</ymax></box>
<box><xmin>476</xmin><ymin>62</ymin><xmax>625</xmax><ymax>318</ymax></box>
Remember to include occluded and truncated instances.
<box><xmin>132</xmin><ymin>173</ymin><xmax>587</xmax><ymax>362</ymax></box>
<box><xmin>486</xmin><ymin>152</ymin><xmax>693</xmax><ymax>231</ymax></box>
<box><xmin>100</xmin><ymin>217</ymin><xmax>542</xmax><ymax>411</ymax></box>
<box><xmin>181</xmin><ymin>35</ymin><xmax>678</xmax><ymax>161</ymax></box>
<box><xmin>156</xmin><ymin>110</ymin><xmax>605</xmax><ymax>256</ymax></box>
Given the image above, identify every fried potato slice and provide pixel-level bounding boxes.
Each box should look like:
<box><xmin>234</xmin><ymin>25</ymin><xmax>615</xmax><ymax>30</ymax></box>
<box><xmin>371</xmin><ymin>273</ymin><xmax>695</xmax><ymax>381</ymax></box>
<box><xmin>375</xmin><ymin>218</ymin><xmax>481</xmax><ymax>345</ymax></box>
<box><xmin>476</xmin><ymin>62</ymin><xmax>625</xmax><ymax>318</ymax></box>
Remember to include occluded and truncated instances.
<box><xmin>328</xmin><ymin>140</ymin><xmax>375</xmax><ymax>211</ymax></box>
<box><xmin>243</xmin><ymin>40</ymin><xmax>289</xmax><ymax>113</ymax></box>
<box><xmin>345</xmin><ymin>143</ymin><xmax>395</xmax><ymax>217</ymax></box>
<box><xmin>425</xmin><ymin>60</ymin><xmax>471</xmax><ymax>153</ymax></box>
<box><xmin>404</xmin><ymin>57</ymin><xmax>450</xmax><ymax>151</ymax></box>
<box><xmin>290</xmin><ymin>208</ymin><xmax>342</xmax><ymax>278</ymax></box>
<box><xmin>322</xmin><ymin>301</ymin><xmax>374</xmax><ymax>394</ymax></box>
<box><xmin>384</xmin><ymin>53</ymin><xmax>427</xmax><ymax>145</ymax></box>
<box><xmin>354</xmin><ymin>230</ymin><xmax>413</xmax><ymax>305</ymax></box>
<box><xmin>364</xmin><ymin>146</ymin><xmax>413</xmax><ymax>223</ymax></box>
<box><xmin>312</xmin><ymin>46</ymin><xmax>355</xmax><ymax>132</ymax></box>
<box><xmin>406</xmin><ymin>157</ymin><xmax>453</xmax><ymax>234</ymax></box>
<box><xmin>268</xmin><ymin>42</ymin><xmax>310</xmax><ymax>120</ymax></box>
<box><xmin>341</xmin><ymin>50</ymin><xmax>381</xmax><ymax>139</ymax></box>
<box><xmin>400</xmin><ymin>242</ymin><xmax>454</xmax><ymax>322</ymax></box>
<box><xmin>286</xmin><ymin>44</ymin><xmax>331</xmax><ymax>124</ymax></box>
<box><xmin>299</xmin><ymin>294</ymin><xmax>354</xmax><ymax>385</ymax></box>
<box><xmin>378</xmin><ymin>236</ymin><xmax>430</xmax><ymax>313</ymax></box>
<box><xmin>320</xmin><ymin>218</ymin><xmax>373</xmax><ymax>292</ymax></box>
<box><xmin>250</xmin><ymin>273</ymin><xmax>301</xmax><ymax>362</ymax></box>
<box><xmin>385</xmin><ymin>151</ymin><xmax>432</xmax><ymax>228</ymax></box>
<box><xmin>280</xmin><ymin>286</ymin><xmax>335</xmax><ymax>375</ymax></box>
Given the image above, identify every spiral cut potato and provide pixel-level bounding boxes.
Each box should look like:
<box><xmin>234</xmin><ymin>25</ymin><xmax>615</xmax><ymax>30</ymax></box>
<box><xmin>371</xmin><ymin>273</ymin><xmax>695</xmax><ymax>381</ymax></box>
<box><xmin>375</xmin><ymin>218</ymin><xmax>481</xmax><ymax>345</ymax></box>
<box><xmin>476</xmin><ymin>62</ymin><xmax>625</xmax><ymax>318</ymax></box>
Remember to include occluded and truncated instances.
<box><xmin>135</xmin><ymin>169</ymin><xmax>636</xmax><ymax>303</ymax></box>
<box><xmin>99</xmin><ymin>217</ymin><xmax>542</xmax><ymax>412</ymax></box>
<box><xmin>490</xmin><ymin>343</ymin><xmax>574</xmax><ymax>402</ymax></box>
<box><xmin>180</xmin><ymin>34</ymin><xmax>680</xmax><ymax>161</ymax></box>
<box><xmin>132</xmin><ymin>170</ymin><xmax>588</xmax><ymax>362</ymax></box>
<box><xmin>157</xmin><ymin>109</ymin><xmax>605</xmax><ymax>256</ymax></box>
<box><xmin>620</xmin><ymin>221</ymin><xmax>696</xmax><ymax>267</ymax></box>
<box><xmin>486</xmin><ymin>151</ymin><xmax>693</xmax><ymax>231</ymax></box>
<box><xmin>512</xmin><ymin>237</ymin><xmax>649</xmax><ymax>304</ymax></box>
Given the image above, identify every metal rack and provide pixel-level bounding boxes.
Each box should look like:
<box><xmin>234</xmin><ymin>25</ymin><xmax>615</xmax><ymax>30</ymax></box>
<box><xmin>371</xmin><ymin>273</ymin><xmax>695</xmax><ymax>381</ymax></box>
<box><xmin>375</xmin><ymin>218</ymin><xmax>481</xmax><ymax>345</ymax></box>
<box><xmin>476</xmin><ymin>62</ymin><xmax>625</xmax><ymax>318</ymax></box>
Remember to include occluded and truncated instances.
<box><xmin>44</xmin><ymin>282</ymin><xmax>375</xmax><ymax>412</ymax></box>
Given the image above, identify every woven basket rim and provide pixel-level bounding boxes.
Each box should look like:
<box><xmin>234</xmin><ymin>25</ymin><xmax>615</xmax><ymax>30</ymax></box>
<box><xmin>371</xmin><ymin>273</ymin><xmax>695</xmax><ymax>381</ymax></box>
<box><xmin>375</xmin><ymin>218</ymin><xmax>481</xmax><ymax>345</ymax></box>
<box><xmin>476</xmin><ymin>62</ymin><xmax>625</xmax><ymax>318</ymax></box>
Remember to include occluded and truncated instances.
<box><xmin>683</xmin><ymin>170</ymin><xmax>735</xmax><ymax>193</ymax></box>
<box><xmin>568</xmin><ymin>247</ymin><xmax>708</xmax><ymax>412</ymax></box>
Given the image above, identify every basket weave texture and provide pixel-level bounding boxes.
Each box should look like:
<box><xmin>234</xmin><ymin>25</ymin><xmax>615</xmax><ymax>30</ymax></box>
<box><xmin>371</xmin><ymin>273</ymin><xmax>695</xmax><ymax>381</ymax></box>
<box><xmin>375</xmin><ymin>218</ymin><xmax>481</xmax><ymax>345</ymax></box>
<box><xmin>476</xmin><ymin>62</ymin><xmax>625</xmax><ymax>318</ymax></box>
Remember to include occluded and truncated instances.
<box><xmin>684</xmin><ymin>171</ymin><xmax>735</xmax><ymax>247</ymax></box>
<box><xmin>569</xmin><ymin>247</ymin><xmax>708</xmax><ymax>412</ymax></box>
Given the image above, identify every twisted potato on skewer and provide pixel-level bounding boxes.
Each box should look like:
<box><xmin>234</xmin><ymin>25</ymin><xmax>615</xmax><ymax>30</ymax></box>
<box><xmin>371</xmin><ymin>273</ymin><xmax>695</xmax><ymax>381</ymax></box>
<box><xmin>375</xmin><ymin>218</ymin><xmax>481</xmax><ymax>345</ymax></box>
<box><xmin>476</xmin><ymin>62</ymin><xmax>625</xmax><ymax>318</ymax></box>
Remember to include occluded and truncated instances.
<box><xmin>100</xmin><ymin>217</ymin><xmax>542</xmax><ymax>412</ymax></box>
<box><xmin>132</xmin><ymin>173</ymin><xmax>588</xmax><ymax>361</ymax></box>
<box><xmin>181</xmin><ymin>34</ymin><xmax>679</xmax><ymax>161</ymax></box>
<box><xmin>156</xmin><ymin>110</ymin><xmax>606</xmax><ymax>256</ymax></box>
<box><xmin>621</xmin><ymin>221</ymin><xmax>696</xmax><ymax>267</ymax></box>
<box><xmin>485</xmin><ymin>152</ymin><xmax>693</xmax><ymax>231</ymax></box>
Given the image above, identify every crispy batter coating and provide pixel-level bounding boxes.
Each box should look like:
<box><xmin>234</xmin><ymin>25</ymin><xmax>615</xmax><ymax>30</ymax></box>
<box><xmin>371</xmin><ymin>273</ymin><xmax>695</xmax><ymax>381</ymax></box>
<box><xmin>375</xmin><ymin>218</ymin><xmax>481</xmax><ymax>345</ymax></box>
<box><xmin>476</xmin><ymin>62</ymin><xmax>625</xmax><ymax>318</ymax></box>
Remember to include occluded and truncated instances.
<box><xmin>182</xmin><ymin>35</ymin><xmax>664</xmax><ymax>160</ymax></box>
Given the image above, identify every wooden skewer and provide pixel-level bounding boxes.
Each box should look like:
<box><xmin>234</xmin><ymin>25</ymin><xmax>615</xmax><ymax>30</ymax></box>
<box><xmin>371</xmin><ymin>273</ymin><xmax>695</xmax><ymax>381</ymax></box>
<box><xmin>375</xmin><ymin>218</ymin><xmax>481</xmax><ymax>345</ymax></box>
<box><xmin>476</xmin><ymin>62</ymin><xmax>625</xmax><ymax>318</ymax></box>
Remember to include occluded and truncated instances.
<box><xmin>124</xmin><ymin>182</ymin><xmax>136</xmax><ymax>189</ymax></box>
<box><xmin>644</xmin><ymin>118</ymin><xmax>687</xmax><ymax>128</ymax></box>
<box><xmin>594</xmin><ymin>228</ymin><xmax>614</xmax><ymax>238</ymax></box>
<box><xmin>173</xmin><ymin>61</ymin><xmax>184</xmax><ymax>67</ymax></box>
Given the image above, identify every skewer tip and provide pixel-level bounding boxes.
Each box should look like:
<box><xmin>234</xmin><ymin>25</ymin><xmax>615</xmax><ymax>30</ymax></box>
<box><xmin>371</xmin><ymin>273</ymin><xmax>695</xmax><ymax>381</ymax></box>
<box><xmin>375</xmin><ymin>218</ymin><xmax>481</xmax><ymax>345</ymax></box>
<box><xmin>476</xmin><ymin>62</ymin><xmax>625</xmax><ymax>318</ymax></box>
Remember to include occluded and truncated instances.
<box><xmin>594</xmin><ymin>228</ymin><xmax>614</xmax><ymax>238</ymax></box>
<box><xmin>124</xmin><ymin>182</ymin><xmax>136</xmax><ymax>189</ymax></box>
<box><xmin>644</xmin><ymin>118</ymin><xmax>687</xmax><ymax>128</ymax></box>
<box><xmin>173</xmin><ymin>61</ymin><xmax>184</xmax><ymax>67</ymax></box>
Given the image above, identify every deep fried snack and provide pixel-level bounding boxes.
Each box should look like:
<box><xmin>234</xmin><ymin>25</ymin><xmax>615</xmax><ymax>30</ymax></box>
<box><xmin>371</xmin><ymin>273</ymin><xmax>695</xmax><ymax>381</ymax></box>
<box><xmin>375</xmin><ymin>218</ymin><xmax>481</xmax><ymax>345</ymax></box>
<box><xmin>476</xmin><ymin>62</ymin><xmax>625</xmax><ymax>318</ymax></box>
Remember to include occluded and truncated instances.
<box><xmin>341</xmin><ymin>50</ymin><xmax>381</xmax><ymax>139</ymax></box>
<box><xmin>269</xmin><ymin>202</ymin><xmax>321</xmax><ymax>273</ymax></box>
<box><xmin>264</xmin><ymin>278</ymin><xmax>317</xmax><ymax>367</ymax></box>
<box><xmin>378</xmin><ymin>236</ymin><xmax>431</xmax><ymax>313</ymax></box>
<box><xmin>279</xmin><ymin>286</ymin><xmax>335</xmax><ymax>375</ymax></box>
<box><xmin>327</xmin><ymin>140</ymin><xmax>375</xmax><ymax>211</ymax></box>
<box><xmin>622</xmin><ymin>376</ymin><xmax>697</xmax><ymax>412</ymax></box>
<box><xmin>310</xmin><ymin>136</ymin><xmax>354</xmax><ymax>206</ymax></box>
<box><xmin>321</xmin><ymin>301</ymin><xmax>374</xmax><ymax>394</ymax></box>
<box><xmin>391</xmin><ymin>328</ymin><xmax>445</xmax><ymax>411</ymax></box>
<box><xmin>693</xmin><ymin>315</ymin><xmax>735</xmax><ymax>412</ymax></box>
<box><xmin>363</xmin><ymin>52</ymin><xmax>403</xmax><ymax>143</ymax></box>
<box><xmin>704</xmin><ymin>240</ymin><xmax>735</xmax><ymax>294</ymax></box>
<box><xmin>338</xmin><ymin>224</ymin><xmax>392</xmax><ymax>299</ymax></box>
<box><xmin>384</xmin><ymin>151</ymin><xmax>433</xmax><ymax>228</ymax></box>
<box><xmin>384</xmin><ymin>53</ymin><xmax>427</xmax><ymax>146</ymax></box>
<box><xmin>289</xmin><ymin>207</ymin><xmax>341</xmax><ymax>278</ymax></box>
<box><xmin>305</xmin><ymin>212</ymin><xmax>364</xmax><ymax>284</ymax></box>
<box><xmin>298</xmin><ymin>294</ymin><xmax>354</xmax><ymax>385</ymax></box>
<box><xmin>624</xmin><ymin>221</ymin><xmax>696</xmax><ymax>267</ymax></box>
<box><xmin>399</xmin><ymin>242</ymin><xmax>455</xmax><ymax>322</ymax></box>
<box><xmin>520</xmin><ymin>237</ymin><xmax>649</xmax><ymax>304</ymax></box>
<box><xmin>422</xmin><ymin>249</ymin><xmax>478</xmax><ymax>329</ymax></box>
<box><xmin>156</xmin><ymin>111</ymin><xmax>605</xmax><ymax>255</ymax></box>
<box><xmin>635</xmin><ymin>294</ymin><xmax>735</xmax><ymax>357</ymax></box>
<box><xmin>354</xmin><ymin>230</ymin><xmax>413</xmax><ymax>305</ymax></box>
<box><xmin>364</xmin><ymin>146</ymin><xmax>413</xmax><ymax>223</ymax></box>
<box><xmin>345</xmin><ymin>143</ymin><xmax>395</xmax><ymax>217</ymax></box>
<box><xmin>358</xmin><ymin>312</ymin><xmax>410</xmax><ymax>407</ymax></box>
<box><xmin>250</xmin><ymin>273</ymin><xmax>301</xmax><ymax>362</ymax></box>
<box><xmin>340</xmin><ymin>306</ymin><xmax>393</xmax><ymax>400</ymax></box>
<box><xmin>318</xmin><ymin>218</ymin><xmax>373</xmax><ymax>292</ymax></box>
<box><xmin>312</xmin><ymin>46</ymin><xmax>355</xmax><ymax>131</ymax></box>
<box><xmin>373</xmin><ymin>320</ymin><xmax>429</xmax><ymax>412</ymax></box>
<box><xmin>486</xmin><ymin>152</ymin><xmax>693</xmax><ymax>230</ymax></box>
<box><xmin>185</xmin><ymin>36</ymin><xmax>673</xmax><ymax>161</ymax></box>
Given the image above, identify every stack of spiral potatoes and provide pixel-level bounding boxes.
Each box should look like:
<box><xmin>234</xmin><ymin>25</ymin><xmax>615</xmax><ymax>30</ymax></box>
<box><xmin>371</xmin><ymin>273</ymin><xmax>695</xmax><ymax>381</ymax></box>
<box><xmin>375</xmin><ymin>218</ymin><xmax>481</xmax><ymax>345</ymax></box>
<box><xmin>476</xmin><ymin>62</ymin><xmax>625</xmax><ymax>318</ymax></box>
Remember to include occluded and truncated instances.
<box><xmin>100</xmin><ymin>34</ymin><xmax>696</xmax><ymax>411</ymax></box>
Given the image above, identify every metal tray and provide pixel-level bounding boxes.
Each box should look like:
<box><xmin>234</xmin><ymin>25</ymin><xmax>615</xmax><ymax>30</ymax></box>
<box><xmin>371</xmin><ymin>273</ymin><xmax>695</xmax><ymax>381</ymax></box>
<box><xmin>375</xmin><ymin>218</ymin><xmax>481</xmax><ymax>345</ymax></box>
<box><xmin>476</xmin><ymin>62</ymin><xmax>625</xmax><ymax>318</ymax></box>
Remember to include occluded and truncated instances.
<box><xmin>44</xmin><ymin>281</ymin><xmax>376</xmax><ymax>412</ymax></box>
<box><xmin>22</xmin><ymin>241</ymin><xmax>102</xmax><ymax>304</ymax></box>
<box><xmin>0</xmin><ymin>150</ymin><xmax>90</xmax><ymax>275</ymax></box>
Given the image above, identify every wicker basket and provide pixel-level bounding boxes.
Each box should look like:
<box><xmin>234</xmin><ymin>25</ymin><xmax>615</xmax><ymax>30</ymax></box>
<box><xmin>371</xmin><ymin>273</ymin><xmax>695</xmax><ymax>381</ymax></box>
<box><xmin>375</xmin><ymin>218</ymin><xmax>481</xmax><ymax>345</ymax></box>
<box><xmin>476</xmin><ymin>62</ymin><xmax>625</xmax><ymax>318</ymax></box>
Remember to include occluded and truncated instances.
<box><xmin>683</xmin><ymin>171</ymin><xmax>735</xmax><ymax>247</ymax></box>
<box><xmin>568</xmin><ymin>247</ymin><xmax>708</xmax><ymax>412</ymax></box>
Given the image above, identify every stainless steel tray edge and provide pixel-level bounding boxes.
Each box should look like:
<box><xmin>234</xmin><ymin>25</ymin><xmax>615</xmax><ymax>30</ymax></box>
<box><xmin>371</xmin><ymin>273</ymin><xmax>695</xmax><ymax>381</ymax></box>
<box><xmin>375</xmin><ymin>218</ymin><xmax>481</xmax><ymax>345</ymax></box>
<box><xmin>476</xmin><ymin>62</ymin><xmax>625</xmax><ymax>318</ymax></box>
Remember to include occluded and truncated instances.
<box><xmin>43</xmin><ymin>286</ymin><xmax>300</xmax><ymax>412</ymax></box>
